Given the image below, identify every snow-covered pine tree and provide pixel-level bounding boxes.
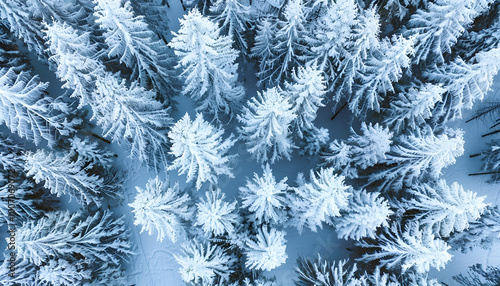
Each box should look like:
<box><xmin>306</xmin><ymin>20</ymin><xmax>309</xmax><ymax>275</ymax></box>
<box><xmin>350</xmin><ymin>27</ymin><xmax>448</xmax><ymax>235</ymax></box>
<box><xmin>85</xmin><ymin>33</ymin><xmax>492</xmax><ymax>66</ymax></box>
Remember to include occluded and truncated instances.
<box><xmin>36</xmin><ymin>258</ymin><xmax>91</xmax><ymax>286</ymax></box>
<box><xmin>284</xmin><ymin>65</ymin><xmax>326</xmax><ymax>139</ymax></box>
<box><xmin>92</xmin><ymin>73</ymin><xmax>172</xmax><ymax>170</ymax></box>
<box><xmin>358</xmin><ymin>222</ymin><xmax>452</xmax><ymax>273</ymax></box>
<box><xmin>25</xmin><ymin>0</ymin><xmax>89</xmax><ymax>29</ymax></box>
<box><xmin>131</xmin><ymin>0</ymin><xmax>170</xmax><ymax>39</ymax></box>
<box><xmin>305</xmin><ymin>0</ymin><xmax>358</xmax><ymax>86</ymax></box>
<box><xmin>349</xmin><ymin>35</ymin><xmax>413</xmax><ymax>116</ymax></box>
<box><xmin>424</xmin><ymin>47</ymin><xmax>500</xmax><ymax>122</ymax></box>
<box><xmin>477</xmin><ymin>139</ymin><xmax>500</xmax><ymax>182</ymax></box>
<box><xmin>16</xmin><ymin>209</ymin><xmax>131</xmax><ymax>266</ymax></box>
<box><xmin>169</xmin><ymin>9</ymin><xmax>244</xmax><ymax>118</ymax></box>
<box><xmin>195</xmin><ymin>187</ymin><xmax>239</xmax><ymax>237</ymax></box>
<box><xmin>240</xmin><ymin>164</ymin><xmax>289</xmax><ymax>225</ymax></box>
<box><xmin>268</xmin><ymin>0</ymin><xmax>307</xmax><ymax>84</ymax></box>
<box><xmin>0</xmin><ymin>135</ymin><xmax>25</xmax><ymax>171</ymax></box>
<box><xmin>405</xmin><ymin>0</ymin><xmax>492</xmax><ymax>65</ymax></box>
<box><xmin>0</xmin><ymin>68</ymin><xmax>72</xmax><ymax>146</ymax></box>
<box><xmin>0</xmin><ymin>24</ymin><xmax>30</xmax><ymax>71</ymax></box>
<box><xmin>44</xmin><ymin>20</ymin><xmax>104</xmax><ymax>107</ymax></box>
<box><xmin>369</xmin><ymin>127</ymin><xmax>464</xmax><ymax>192</ymax></box>
<box><xmin>238</xmin><ymin>87</ymin><xmax>296</xmax><ymax>163</ymax></box>
<box><xmin>168</xmin><ymin>113</ymin><xmax>235</xmax><ymax>190</ymax></box>
<box><xmin>288</xmin><ymin>167</ymin><xmax>351</xmax><ymax>233</ymax></box>
<box><xmin>404</xmin><ymin>180</ymin><xmax>487</xmax><ymax>238</ymax></box>
<box><xmin>295</xmin><ymin>256</ymin><xmax>364</xmax><ymax>286</ymax></box>
<box><xmin>175</xmin><ymin>239</ymin><xmax>235</xmax><ymax>285</ymax></box>
<box><xmin>299</xmin><ymin>126</ymin><xmax>330</xmax><ymax>157</ymax></box>
<box><xmin>334</xmin><ymin>189</ymin><xmax>393</xmax><ymax>241</ymax></box>
<box><xmin>94</xmin><ymin>0</ymin><xmax>175</xmax><ymax>97</ymax></box>
<box><xmin>129</xmin><ymin>176</ymin><xmax>192</xmax><ymax>243</ymax></box>
<box><xmin>348</xmin><ymin>122</ymin><xmax>393</xmax><ymax>170</ymax></box>
<box><xmin>0</xmin><ymin>259</ymin><xmax>37</xmax><ymax>286</ymax></box>
<box><xmin>453</xmin><ymin>263</ymin><xmax>500</xmax><ymax>286</ymax></box>
<box><xmin>24</xmin><ymin>149</ymin><xmax>105</xmax><ymax>206</ymax></box>
<box><xmin>245</xmin><ymin>225</ymin><xmax>287</xmax><ymax>271</ymax></box>
<box><xmin>449</xmin><ymin>205</ymin><xmax>500</xmax><ymax>253</ymax></box>
<box><xmin>252</xmin><ymin>16</ymin><xmax>278</xmax><ymax>87</ymax></box>
<box><xmin>333</xmin><ymin>7</ymin><xmax>380</xmax><ymax>98</ymax></box>
<box><xmin>320</xmin><ymin>139</ymin><xmax>356</xmax><ymax>178</ymax></box>
<box><xmin>210</xmin><ymin>0</ymin><xmax>252</xmax><ymax>54</ymax></box>
<box><xmin>384</xmin><ymin>83</ymin><xmax>444</xmax><ymax>132</ymax></box>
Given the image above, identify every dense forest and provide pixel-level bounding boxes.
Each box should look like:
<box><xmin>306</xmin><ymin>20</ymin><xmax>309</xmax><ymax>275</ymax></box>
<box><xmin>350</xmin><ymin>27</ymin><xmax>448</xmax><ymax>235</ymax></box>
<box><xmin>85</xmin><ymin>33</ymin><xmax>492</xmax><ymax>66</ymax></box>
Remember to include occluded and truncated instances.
<box><xmin>0</xmin><ymin>0</ymin><xmax>500</xmax><ymax>285</ymax></box>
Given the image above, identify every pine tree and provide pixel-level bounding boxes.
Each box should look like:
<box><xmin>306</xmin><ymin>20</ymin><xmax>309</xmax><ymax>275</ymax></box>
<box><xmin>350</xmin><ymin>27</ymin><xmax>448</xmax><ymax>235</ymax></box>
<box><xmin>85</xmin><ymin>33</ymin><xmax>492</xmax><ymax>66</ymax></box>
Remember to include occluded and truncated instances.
<box><xmin>16</xmin><ymin>210</ymin><xmax>131</xmax><ymax>266</ymax></box>
<box><xmin>454</xmin><ymin>264</ymin><xmax>500</xmax><ymax>286</ymax></box>
<box><xmin>358</xmin><ymin>223</ymin><xmax>452</xmax><ymax>273</ymax></box>
<box><xmin>93</xmin><ymin>0</ymin><xmax>175</xmax><ymax>95</ymax></box>
<box><xmin>168</xmin><ymin>113</ymin><xmax>235</xmax><ymax>190</ymax></box>
<box><xmin>449</xmin><ymin>206</ymin><xmax>500</xmax><ymax>253</ymax></box>
<box><xmin>349</xmin><ymin>35</ymin><xmax>413</xmax><ymax>116</ymax></box>
<box><xmin>210</xmin><ymin>0</ymin><xmax>252</xmax><ymax>53</ymax></box>
<box><xmin>478</xmin><ymin>139</ymin><xmax>500</xmax><ymax>182</ymax></box>
<box><xmin>238</xmin><ymin>87</ymin><xmax>296</xmax><ymax>163</ymax></box>
<box><xmin>404</xmin><ymin>180</ymin><xmax>487</xmax><ymax>238</ymax></box>
<box><xmin>169</xmin><ymin>9</ymin><xmax>244</xmax><ymax>118</ymax></box>
<box><xmin>348</xmin><ymin>122</ymin><xmax>393</xmax><ymax>170</ymax></box>
<box><xmin>129</xmin><ymin>176</ymin><xmax>192</xmax><ymax>243</ymax></box>
<box><xmin>25</xmin><ymin>0</ymin><xmax>89</xmax><ymax>28</ymax></box>
<box><xmin>0</xmin><ymin>68</ymin><xmax>72</xmax><ymax>146</ymax></box>
<box><xmin>24</xmin><ymin>149</ymin><xmax>106</xmax><ymax>206</ymax></box>
<box><xmin>299</xmin><ymin>126</ymin><xmax>330</xmax><ymax>157</ymax></box>
<box><xmin>284</xmin><ymin>65</ymin><xmax>326</xmax><ymax>138</ymax></box>
<box><xmin>36</xmin><ymin>258</ymin><xmax>92</xmax><ymax>286</ymax></box>
<box><xmin>245</xmin><ymin>225</ymin><xmax>287</xmax><ymax>271</ymax></box>
<box><xmin>175</xmin><ymin>239</ymin><xmax>235</xmax><ymax>284</ymax></box>
<box><xmin>289</xmin><ymin>167</ymin><xmax>351</xmax><ymax>233</ymax></box>
<box><xmin>0</xmin><ymin>135</ymin><xmax>24</xmax><ymax>171</ymax></box>
<box><xmin>295</xmin><ymin>256</ymin><xmax>364</xmax><ymax>286</ymax></box>
<box><xmin>320</xmin><ymin>139</ymin><xmax>357</xmax><ymax>178</ymax></box>
<box><xmin>335</xmin><ymin>189</ymin><xmax>393</xmax><ymax>241</ymax></box>
<box><xmin>384</xmin><ymin>83</ymin><xmax>444</xmax><ymax>131</ymax></box>
<box><xmin>240</xmin><ymin>164</ymin><xmax>289</xmax><ymax>225</ymax></box>
<box><xmin>91</xmin><ymin>73</ymin><xmax>172</xmax><ymax>170</ymax></box>
<box><xmin>252</xmin><ymin>17</ymin><xmax>278</xmax><ymax>87</ymax></box>
<box><xmin>195</xmin><ymin>187</ymin><xmax>239</xmax><ymax>237</ymax></box>
<box><xmin>369</xmin><ymin>127</ymin><xmax>464</xmax><ymax>192</ymax></box>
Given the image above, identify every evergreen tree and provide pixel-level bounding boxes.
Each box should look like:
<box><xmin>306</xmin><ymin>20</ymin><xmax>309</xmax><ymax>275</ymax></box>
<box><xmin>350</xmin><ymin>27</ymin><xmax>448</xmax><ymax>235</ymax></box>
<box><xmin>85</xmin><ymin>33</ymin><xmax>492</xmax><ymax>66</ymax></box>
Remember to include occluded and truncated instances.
<box><xmin>210</xmin><ymin>0</ymin><xmax>252</xmax><ymax>53</ymax></box>
<box><xmin>295</xmin><ymin>256</ymin><xmax>364</xmax><ymax>286</ymax></box>
<box><xmin>245</xmin><ymin>225</ymin><xmax>287</xmax><ymax>271</ymax></box>
<box><xmin>129</xmin><ymin>176</ymin><xmax>192</xmax><ymax>243</ymax></box>
<box><xmin>335</xmin><ymin>189</ymin><xmax>393</xmax><ymax>241</ymax></box>
<box><xmin>252</xmin><ymin>17</ymin><xmax>278</xmax><ymax>87</ymax></box>
<box><xmin>284</xmin><ymin>65</ymin><xmax>326</xmax><ymax>138</ymax></box>
<box><xmin>238</xmin><ymin>87</ymin><xmax>296</xmax><ymax>163</ymax></box>
<box><xmin>168</xmin><ymin>113</ymin><xmax>235</xmax><ymax>190</ymax></box>
<box><xmin>195</xmin><ymin>187</ymin><xmax>239</xmax><ymax>237</ymax></box>
<box><xmin>169</xmin><ymin>9</ymin><xmax>244</xmax><ymax>118</ymax></box>
<box><xmin>404</xmin><ymin>180</ymin><xmax>487</xmax><ymax>238</ymax></box>
<box><xmin>454</xmin><ymin>264</ymin><xmax>500</xmax><ymax>286</ymax></box>
<box><xmin>239</xmin><ymin>164</ymin><xmax>289</xmax><ymax>225</ymax></box>
<box><xmin>175</xmin><ymin>239</ymin><xmax>235</xmax><ymax>285</ymax></box>
<box><xmin>36</xmin><ymin>258</ymin><xmax>91</xmax><ymax>286</ymax></box>
<box><xmin>478</xmin><ymin>139</ymin><xmax>500</xmax><ymax>182</ymax></box>
<box><xmin>299</xmin><ymin>126</ymin><xmax>330</xmax><ymax>157</ymax></box>
<box><xmin>289</xmin><ymin>167</ymin><xmax>351</xmax><ymax>233</ymax></box>
<box><xmin>358</xmin><ymin>223</ymin><xmax>452</xmax><ymax>273</ymax></box>
<box><xmin>348</xmin><ymin>122</ymin><xmax>393</xmax><ymax>170</ymax></box>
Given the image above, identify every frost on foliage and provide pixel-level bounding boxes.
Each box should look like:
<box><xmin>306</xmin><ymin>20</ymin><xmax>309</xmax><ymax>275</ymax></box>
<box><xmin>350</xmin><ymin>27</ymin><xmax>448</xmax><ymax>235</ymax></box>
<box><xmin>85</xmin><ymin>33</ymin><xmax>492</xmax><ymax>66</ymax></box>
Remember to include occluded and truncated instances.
<box><xmin>321</xmin><ymin>140</ymin><xmax>356</xmax><ymax>178</ymax></box>
<box><xmin>168</xmin><ymin>113</ymin><xmax>235</xmax><ymax>190</ymax></box>
<box><xmin>350</xmin><ymin>35</ymin><xmax>413</xmax><ymax>116</ymax></box>
<box><xmin>335</xmin><ymin>189</ymin><xmax>393</xmax><ymax>241</ymax></box>
<box><xmin>44</xmin><ymin>21</ymin><xmax>104</xmax><ymax>107</ymax></box>
<box><xmin>449</xmin><ymin>206</ymin><xmax>500</xmax><ymax>253</ymax></box>
<box><xmin>306</xmin><ymin>0</ymin><xmax>358</xmax><ymax>83</ymax></box>
<box><xmin>25</xmin><ymin>0</ymin><xmax>88</xmax><ymax>28</ymax></box>
<box><xmin>0</xmin><ymin>172</ymin><xmax>42</xmax><ymax>226</ymax></box>
<box><xmin>169</xmin><ymin>9</ymin><xmax>244</xmax><ymax>118</ymax></box>
<box><xmin>210</xmin><ymin>0</ymin><xmax>252</xmax><ymax>52</ymax></box>
<box><xmin>369</xmin><ymin>127</ymin><xmax>464</xmax><ymax>192</ymax></box>
<box><xmin>253</xmin><ymin>17</ymin><xmax>278</xmax><ymax>86</ymax></box>
<box><xmin>0</xmin><ymin>68</ymin><xmax>71</xmax><ymax>146</ymax></box>
<box><xmin>406</xmin><ymin>0</ymin><xmax>491</xmax><ymax>64</ymax></box>
<box><xmin>69</xmin><ymin>137</ymin><xmax>114</xmax><ymax>169</ymax></box>
<box><xmin>453</xmin><ymin>263</ymin><xmax>500</xmax><ymax>286</ymax></box>
<box><xmin>92</xmin><ymin>73</ymin><xmax>172</xmax><ymax>170</ymax></box>
<box><xmin>284</xmin><ymin>65</ymin><xmax>326</xmax><ymax>138</ymax></box>
<box><xmin>0</xmin><ymin>258</ymin><xmax>38</xmax><ymax>286</ymax></box>
<box><xmin>0</xmin><ymin>135</ymin><xmax>25</xmax><ymax>171</ymax></box>
<box><xmin>384</xmin><ymin>83</ymin><xmax>444</xmax><ymax>131</ymax></box>
<box><xmin>299</xmin><ymin>126</ymin><xmax>330</xmax><ymax>157</ymax></box>
<box><xmin>358</xmin><ymin>223</ymin><xmax>452</xmax><ymax>273</ymax></box>
<box><xmin>16</xmin><ymin>210</ymin><xmax>131</xmax><ymax>266</ymax></box>
<box><xmin>129</xmin><ymin>176</ymin><xmax>191</xmax><ymax>243</ymax></box>
<box><xmin>348</xmin><ymin>122</ymin><xmax>392</xmax><ymax>170</ymax></box>
<box><xmin>295</xmin><ymin>256</ymin><xmax>363</xmax><ymax>286</ymax></box>
<box><xmin>405</xmin><ymin>272</ymin><xmax>441</xmax><ymax>286</ymax></box>
<box><xmin>404</xmin><ymin>180</ymin><xmax>487</xmax><ymax>238</ymax></box>
<box><xmin>242</xmin><ymin>277</ymin><xmax>279</xmax><ymax>286</ymax></box>
<box><xmin>245</xmin><ymin>225</ymin><xmax>287</xmax><ymax>271</ymax></box>
<box><xmin>93</xmin><ymin>0</ymin><xmax>175</xmax><ymax>95</ymax></box>
<box><xmin>425</xmin><ymin>47</ymin><xmax>500</xmax><ymax>122</ymax></box>
<box><xmin>175</xmin><ymin>239</ymin><xmax>234</xmax><ymax>285</ymax></box>
<box><xmin>195</xmin><ymin>188</ymin><xmax>239</xmax><ymax>237</ymax></box>
<box><xmin>37</xmin><ymin>258</ymin><xmax>91</xmax><ymax>286</ymax></box>
<box><xmin>289</xmin><ymin>167</ymin><xmax>351</xmax><ymax>233</ymax></box>
<box><xmin>0</xmin><ymin>25</ymin><xmax>30</xmax><ymax>71</ymax></box>
<box><xmin>24</xmin><ymin>149</ymin><xmax>105</xmax><ymax>206</ymax></box>
<box><xmin>479</xmin><ymin>139</ymin><xmax>500</xmax><ymax>182</ymax></box>
<box><xmin>240</xmin><ymin>164</ymin><xmax>289</xmax><ymax>225</ymax></box>
<box><xmin>238</xmin><ymin>87</ymin><xmax>296</xmax><ymax>163</ymax></box>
